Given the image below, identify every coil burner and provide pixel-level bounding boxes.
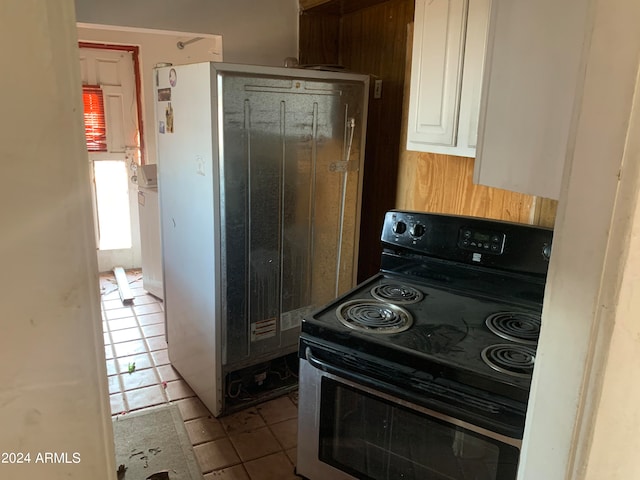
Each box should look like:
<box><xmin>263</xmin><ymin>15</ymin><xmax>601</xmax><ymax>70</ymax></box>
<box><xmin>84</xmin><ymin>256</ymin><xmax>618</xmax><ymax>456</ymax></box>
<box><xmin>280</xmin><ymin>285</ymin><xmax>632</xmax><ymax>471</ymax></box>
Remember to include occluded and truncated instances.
<box><xmin>485</xmin><ymin>311</ymin><xmax>541</xmax><ymax>345</ymax></box>
<box><xmin>336</xmin><ymin>299</ymin><xmax>413</xmax><ymax>334</ymax></box>
<box><xmin>481</xmin><ymin>344</ymin><xmax>536</xmax><ymax>378</ymax></box>
<box><xmin>370</xmin><ymin>283</ymin><xmax>424</xmax><ymax>305</ymax></box>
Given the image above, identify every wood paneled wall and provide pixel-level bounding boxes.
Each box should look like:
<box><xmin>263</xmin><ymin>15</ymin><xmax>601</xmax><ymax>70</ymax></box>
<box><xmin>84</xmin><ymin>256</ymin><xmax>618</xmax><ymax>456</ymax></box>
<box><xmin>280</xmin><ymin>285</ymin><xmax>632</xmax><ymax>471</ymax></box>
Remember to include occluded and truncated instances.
<box><xmin>300</xmin><ymin>2</ymin><xmax>558</xmax><ymax>283</ymax></box>
<box><xmin>397</xmin><ymin>151</ymin><xmax>535</xmax><ymax>223</ymax></box>
<box><xmin>299</xmin><ymin>11</ymin><xmax>340</xmax><ymax>65</ymax></box>
<box><xmin>300</xmin><ymin>0</ymin><xmax>415</xmax><ymax>281</ymax></box>
<box><xmin>341</xmin><ymin>0</ymin><xmax>415</xmax><ymax>281</ymax></box>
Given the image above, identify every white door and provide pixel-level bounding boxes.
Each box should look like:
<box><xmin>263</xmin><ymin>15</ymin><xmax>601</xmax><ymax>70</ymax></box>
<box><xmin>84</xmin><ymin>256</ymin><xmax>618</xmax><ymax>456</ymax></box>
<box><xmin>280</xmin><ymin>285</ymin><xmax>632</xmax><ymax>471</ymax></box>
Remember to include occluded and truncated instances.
<box><xmin>79</xmin><ymin>47</ymin><xmax>142</xmax><ymax>272</ymax></box>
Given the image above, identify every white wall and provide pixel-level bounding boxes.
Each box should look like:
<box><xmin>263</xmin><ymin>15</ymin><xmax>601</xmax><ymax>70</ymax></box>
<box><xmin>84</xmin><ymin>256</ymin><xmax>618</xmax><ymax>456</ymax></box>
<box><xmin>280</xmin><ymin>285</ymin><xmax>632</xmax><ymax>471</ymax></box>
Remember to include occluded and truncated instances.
<box><xmin>74</xmin><ymin>0</ymin><xmax>299</xmax><ymax>67</ymax></box>
<box><xmin>0</xmin><ymin>1</ymin><xmax>115</xmax><ymax>479</ymax></box>
<box><xmin>581</xmin><ymin>75</ymin><xmax>640</xmax><ymax>477</ymax></box>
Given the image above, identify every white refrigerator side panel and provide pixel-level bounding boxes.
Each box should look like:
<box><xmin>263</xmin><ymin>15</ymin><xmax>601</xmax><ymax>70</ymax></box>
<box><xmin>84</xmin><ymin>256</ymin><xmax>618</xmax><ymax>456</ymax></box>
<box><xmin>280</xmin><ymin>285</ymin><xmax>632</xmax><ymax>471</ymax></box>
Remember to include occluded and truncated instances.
<box><xmin>138</xmin><ymin>186</ymin><xmax>163</xmax><ymax>299</ymax></box>
<box><xmin>156</xmin><ymin>63</ymin><xmax>223</xmax><ymax>415</ymax></box>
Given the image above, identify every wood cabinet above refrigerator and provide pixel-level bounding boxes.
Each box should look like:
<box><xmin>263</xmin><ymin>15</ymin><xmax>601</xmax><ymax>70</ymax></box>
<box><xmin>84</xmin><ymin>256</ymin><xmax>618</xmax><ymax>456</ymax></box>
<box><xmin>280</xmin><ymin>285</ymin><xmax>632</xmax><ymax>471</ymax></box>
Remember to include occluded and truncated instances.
<box><xmin>474</xmin><ymin>0</ymin><xmax>591</xmax><ymax>200</ymax></box>
<box><xmin>406</xmin><ymin>0</ymin><xmax>490</xmax><ymax>157</ymax></box>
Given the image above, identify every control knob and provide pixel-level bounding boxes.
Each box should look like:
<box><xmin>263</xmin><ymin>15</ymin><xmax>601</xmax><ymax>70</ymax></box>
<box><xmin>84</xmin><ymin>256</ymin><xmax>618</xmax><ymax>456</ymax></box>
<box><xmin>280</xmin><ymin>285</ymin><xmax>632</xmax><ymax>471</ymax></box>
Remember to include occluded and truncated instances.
<box><xmin>410</xmin><ymin>223</ymin><xmax>426</xmax><ymax>238</ymax></box>
<box><xmin>393</xmin><ymin>221</ymin><xmax>407</xmax><ymax>235</ymax></box>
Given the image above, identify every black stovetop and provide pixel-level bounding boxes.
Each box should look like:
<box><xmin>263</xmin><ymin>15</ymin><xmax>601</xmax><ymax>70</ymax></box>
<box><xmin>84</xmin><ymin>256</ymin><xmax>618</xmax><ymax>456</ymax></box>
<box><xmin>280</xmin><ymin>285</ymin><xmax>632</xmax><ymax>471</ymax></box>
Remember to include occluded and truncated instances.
<box><xmin>301</xmin><ymin>268</ymin><xmax>544</xmax><ymax>404</ymax></box>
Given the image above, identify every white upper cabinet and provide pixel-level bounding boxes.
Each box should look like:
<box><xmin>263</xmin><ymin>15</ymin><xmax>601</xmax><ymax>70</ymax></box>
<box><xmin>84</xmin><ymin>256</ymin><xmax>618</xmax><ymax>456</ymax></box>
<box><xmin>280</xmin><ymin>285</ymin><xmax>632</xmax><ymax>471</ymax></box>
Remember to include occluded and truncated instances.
<box><xmin>407</xmin><ymin>0</ymin><xmax>490</xmax><ymax>157</ymax></box>
<box><xmin>473</xmin><ymin>0</ymin><xmax>591</xmax><ymax>200</ymax></box>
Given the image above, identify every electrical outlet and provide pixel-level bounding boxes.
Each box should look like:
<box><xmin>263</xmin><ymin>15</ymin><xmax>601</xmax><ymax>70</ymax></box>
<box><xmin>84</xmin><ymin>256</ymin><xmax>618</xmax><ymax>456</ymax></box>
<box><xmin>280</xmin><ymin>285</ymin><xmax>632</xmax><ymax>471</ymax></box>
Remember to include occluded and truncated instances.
<box><xmin>374</xmin><ymin>79</ymin><xmax>383</xmax><ymax>99</ymax></box>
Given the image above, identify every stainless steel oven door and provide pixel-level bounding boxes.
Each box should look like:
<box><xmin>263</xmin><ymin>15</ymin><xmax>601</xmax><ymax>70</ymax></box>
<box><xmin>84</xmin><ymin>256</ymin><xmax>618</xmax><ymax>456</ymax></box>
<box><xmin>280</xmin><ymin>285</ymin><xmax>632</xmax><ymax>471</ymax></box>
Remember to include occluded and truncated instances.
<box><xmin>297</xmin><ymin>353</ymin><xmax>522</xmax><ymax>480</ymax></box>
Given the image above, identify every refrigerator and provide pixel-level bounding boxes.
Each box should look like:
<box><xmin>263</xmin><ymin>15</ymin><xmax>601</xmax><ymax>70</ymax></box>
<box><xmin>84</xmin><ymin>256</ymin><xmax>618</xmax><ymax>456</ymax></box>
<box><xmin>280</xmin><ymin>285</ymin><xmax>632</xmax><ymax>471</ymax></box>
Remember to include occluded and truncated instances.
<box><xmin>154</xmin><ymin>62</ymin><xmax>369</xmax><ymax>416</ymax></box>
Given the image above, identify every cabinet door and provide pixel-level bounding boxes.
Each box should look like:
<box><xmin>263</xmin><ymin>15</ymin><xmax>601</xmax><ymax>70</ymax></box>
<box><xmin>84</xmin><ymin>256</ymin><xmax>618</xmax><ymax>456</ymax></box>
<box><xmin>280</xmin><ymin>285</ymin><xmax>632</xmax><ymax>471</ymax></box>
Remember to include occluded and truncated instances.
<box><xmin>407</xmin><ymin>0</ymin><xmax>467</xmax><ymax>149</ymax></box>
<box><xmin>474</xmin><ymin>0</ymin><xmax>590</xmax><ymax>199</ymax></box>
<box><xmin>457</xmin><ymin>0</ymin><xmax>490</xmax><ymax>151</ymax></box>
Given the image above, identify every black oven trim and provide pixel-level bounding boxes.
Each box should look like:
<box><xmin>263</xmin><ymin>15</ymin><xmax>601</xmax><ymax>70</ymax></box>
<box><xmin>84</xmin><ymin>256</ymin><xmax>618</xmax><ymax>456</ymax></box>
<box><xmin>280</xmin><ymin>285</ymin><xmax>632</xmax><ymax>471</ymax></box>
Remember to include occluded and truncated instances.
<box><xmin>301</xmin><ymin>336</ymin><xmax>527</xmax><ymax>440</ymax></box>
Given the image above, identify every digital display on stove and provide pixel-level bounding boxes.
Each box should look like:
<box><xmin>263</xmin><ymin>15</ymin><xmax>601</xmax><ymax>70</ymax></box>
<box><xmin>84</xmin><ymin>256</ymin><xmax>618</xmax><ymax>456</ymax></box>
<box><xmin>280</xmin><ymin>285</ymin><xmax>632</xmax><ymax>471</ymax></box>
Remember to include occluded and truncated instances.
<box><xmin>458</xmin><ymin>228</ymin><xmax>505</xmax><ymax>254</ymax></box>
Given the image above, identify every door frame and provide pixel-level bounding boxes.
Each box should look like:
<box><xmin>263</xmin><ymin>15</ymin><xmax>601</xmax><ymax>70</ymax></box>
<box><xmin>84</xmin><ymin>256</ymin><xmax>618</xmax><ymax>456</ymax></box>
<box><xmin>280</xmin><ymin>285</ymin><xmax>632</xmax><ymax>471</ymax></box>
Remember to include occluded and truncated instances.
<box><xmin>79</xmin><ymin>42</ymin><xmax>145</xmax><ymax>271</ymax></box>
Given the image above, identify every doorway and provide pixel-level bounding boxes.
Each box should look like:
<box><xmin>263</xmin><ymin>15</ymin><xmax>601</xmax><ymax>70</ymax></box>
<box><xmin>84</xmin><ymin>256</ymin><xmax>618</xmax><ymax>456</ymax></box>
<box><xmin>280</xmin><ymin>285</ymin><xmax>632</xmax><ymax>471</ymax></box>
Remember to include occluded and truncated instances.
<box><xmin>79</xmin><ymin>44</ymin><xmax>143</xmax><ymax>272</ymax></box>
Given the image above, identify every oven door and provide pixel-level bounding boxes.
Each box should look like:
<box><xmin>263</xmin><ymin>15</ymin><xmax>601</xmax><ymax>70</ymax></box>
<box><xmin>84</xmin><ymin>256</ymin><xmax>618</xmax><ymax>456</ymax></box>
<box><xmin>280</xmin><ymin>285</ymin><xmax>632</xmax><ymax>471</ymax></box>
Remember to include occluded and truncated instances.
<box><xmin>297</xmin><ymin>353</ymin><xmax>522</xmax><ymax>480</ymax></box>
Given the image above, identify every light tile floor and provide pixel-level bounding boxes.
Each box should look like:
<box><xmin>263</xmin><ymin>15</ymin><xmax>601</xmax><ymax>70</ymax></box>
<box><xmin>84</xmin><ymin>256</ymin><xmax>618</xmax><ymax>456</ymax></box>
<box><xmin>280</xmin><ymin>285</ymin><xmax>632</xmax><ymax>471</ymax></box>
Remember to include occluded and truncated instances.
<box><xmin>101</xmin><ymin>270</ymin><xmax>301</xmax><ymax>480</ymax></box>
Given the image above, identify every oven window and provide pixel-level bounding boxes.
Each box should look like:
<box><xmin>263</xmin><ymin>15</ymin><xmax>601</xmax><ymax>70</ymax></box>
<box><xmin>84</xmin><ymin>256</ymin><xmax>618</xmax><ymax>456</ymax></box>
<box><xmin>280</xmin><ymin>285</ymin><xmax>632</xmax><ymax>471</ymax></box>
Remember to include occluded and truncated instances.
<box><xmin>319</xmin><ymin>378</ymin><xmax>520</xmax><ymax>480</ymax></box>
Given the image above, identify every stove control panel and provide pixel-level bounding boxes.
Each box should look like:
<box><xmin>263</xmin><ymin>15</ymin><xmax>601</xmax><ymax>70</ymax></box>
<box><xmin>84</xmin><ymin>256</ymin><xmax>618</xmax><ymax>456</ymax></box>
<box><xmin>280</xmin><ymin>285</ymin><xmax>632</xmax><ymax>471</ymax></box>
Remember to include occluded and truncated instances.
<box><xmin>458</xmin><ymin>228</ymin><xmax>505</xmax><ymax>254</ymax></box>
<box><xmin>391</xmin><ymin>220</ymin><xmax>427</xmax><ymax>238</ymax></box>
<box><xmin>381</xmin><ymin>210</ymin><xmax>553</xmax><ymax>276</ymax></box>
<box><xmin>389</xmin><ymin>218</ymin><xmax>428</xmax><ymax>245</ymax></box>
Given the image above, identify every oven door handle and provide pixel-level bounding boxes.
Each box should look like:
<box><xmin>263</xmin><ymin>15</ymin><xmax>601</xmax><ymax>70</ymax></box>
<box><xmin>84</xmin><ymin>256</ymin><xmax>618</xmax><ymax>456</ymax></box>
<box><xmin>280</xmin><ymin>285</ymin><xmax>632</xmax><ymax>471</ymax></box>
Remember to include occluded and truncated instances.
<box><xmin>305</xmin><ymin>346</ymin><xmax>394</xmax><ymax>392</ymax></box>
<box><xmin>306</xmin><ymin>347</ymin><xmax>363</xmax><ymax>378</ymax></box>
<box><xmin>305</xmin><ymin>346</ymin><xmax>424</xmax><ymax>402</ymax></box>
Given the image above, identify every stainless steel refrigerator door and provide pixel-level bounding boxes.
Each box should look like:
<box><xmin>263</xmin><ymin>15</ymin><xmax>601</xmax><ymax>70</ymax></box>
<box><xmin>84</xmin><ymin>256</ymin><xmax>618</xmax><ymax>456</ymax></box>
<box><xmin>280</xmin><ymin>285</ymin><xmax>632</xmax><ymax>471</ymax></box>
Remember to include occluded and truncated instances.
<box><xmin>217</xmin><ymin>69</ymin><xmax>367</xmax><ymax>368</ymax></box>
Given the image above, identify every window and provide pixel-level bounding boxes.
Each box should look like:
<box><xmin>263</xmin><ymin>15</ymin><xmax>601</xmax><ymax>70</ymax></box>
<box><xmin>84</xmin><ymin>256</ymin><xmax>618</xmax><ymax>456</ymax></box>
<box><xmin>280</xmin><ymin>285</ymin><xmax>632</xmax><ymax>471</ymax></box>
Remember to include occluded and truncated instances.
<box><xmin>82</xmin><ymin>86</ymin><xmax>107</xmax><ymax>152</ymax></box>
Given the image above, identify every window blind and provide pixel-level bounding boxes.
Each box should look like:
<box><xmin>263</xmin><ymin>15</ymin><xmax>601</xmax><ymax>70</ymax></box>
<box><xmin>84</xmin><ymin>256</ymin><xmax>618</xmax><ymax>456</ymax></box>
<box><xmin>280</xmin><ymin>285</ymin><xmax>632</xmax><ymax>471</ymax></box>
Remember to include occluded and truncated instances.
<box><xmin>82</xmin><ymin>86</ymin><xmax>107</xmax><ymax>152</ymax></box>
